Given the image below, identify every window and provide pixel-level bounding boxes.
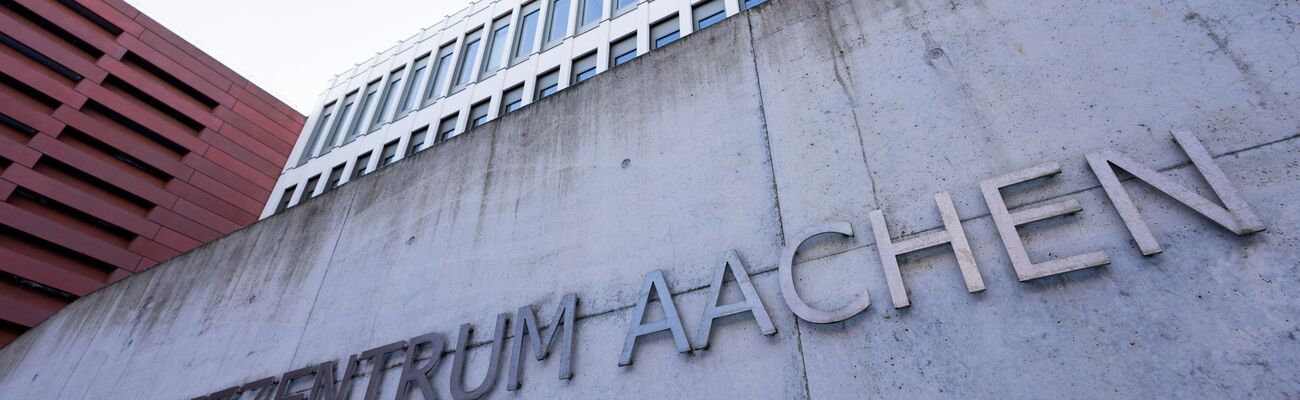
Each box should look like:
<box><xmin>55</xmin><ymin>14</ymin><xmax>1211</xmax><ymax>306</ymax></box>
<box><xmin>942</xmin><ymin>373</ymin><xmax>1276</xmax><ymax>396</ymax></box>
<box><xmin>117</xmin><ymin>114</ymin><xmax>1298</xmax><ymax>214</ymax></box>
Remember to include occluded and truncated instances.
<box><xmin>324</xmin><ymin>164</ymin><xmax>346</xmax><ymax>192</ymax></box>
<box><xmin>352</xmin><ymin>152</ymin><xmax>372</xmax><ymax>179</ymax></box>
<box><xmin>379</xmin><ymin>140</ymin><xmax>400</xmax><ymax>167</ymax></box>
<box><xmin>274</xmin><ymin>186</ymin><xmax>296</xmax><ymax>213</ymax></box>
<box><xmin>371</xmin><ymin>68</ymin><xmax>406</xmax><ymax>130</ymax></box>
<box><xmin>513</xmin><ymin>2</ymin><xmax>541</xmax><ymax>62</ymax></box>
<box><xmin>425</xmin><ymin>44</ymin><xmax>457</xmax><ymax>101</ymax></box>
<box><xmin>304</xmin><ymin>175</ymin><xmax>322</xmax><ymax>199</ymax></box>
<box><xmin>406</xmin><ymin>126</ymin><xmax>429</xmax><ymax>156</ymax></box>
<box><xmin>469</xmin><ymin>100</ymin><xmax>491</xmax><ymax>128</ymax></box>
<box><xmin>694</xmin><ymin>0</ymin><xmax>726</xmax><ymax>31</ymax></box>
<box><xmin>572</xmin><ymin>52</ymin><xmax>597</xmax><ymax>83</ymax></box>
<box><xmin>611</xmin><ymin>34</ymin><xmax>637</xmax><ymax>66</ymax></box>
<box><xmin>399</xmin><ymin>55</ymin><xmax>431</xmax><ymax>114</ymax></box>
<box><xmin>296</xmin><ymin>103</ymin><xmax>335</xmax><ymax>166</ymax></box>
<box><xmin>482</xmin><ymin>16</ymin><xmax>512</xmax><ymax>78</ymax></box>
<box><xmin>613</xmin><ymin>0</ymin><xmax>637</xmax><ymax>14</ymax></box>
<box><xmin>501</xmin><ymin>84</ymin><xmax>525</xmax><ymax>114</ymax></box>
<box><xmin>346</xmin><ymin>80</ymin><xmax>382</xmax><ymax>143</ymax></box>
<box><xmin>437</xmin><ymin>113</ymin><xmax>459</xmax><ymax>141</ymax></box>
<box><xmin>537</xmin><ymin>69</ymin><xmax>560</xmax><ymax>99</ymax></box>
<box><xmin>743</xmin><ymin>0</ymin><xmax>766</xmax><ymax>9</ymax></box>
<box><xmin>579</xmin><ymin>0</ymin><xmax>602</xmax><ymax>29</ymax></box>
<box><xmin>651</xmin><ymin>15</ymin><xmax>680</xmax><ymax>49</ymax></box>
<box><xmin>452</xmin><ymin>30</ymin><xmax>483</xmax><ymax>91</ymax></box>
<box><xmin>545</xmin><ymin>0</ymin><xmax>571</xmax><ymax>46</ymax></box>
<box><xmin>319</xmin><ymin>92</ymin><xmax>358</xmax><ymax>157</ymax></box>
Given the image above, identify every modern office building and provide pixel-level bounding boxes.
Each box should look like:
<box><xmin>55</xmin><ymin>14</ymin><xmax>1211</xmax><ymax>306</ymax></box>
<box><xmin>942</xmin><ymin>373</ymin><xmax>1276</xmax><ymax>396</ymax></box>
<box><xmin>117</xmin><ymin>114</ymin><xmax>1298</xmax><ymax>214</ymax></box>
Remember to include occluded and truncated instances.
<box><xmin>3</xmin><ymin>0</ymin><xmax>1300</xmax><ymax>399</ymax></box>
<box><xmin>265</xmin><ymin>0</ymin><xmax>766</xmax><ymax>217</ymax></box>
<box><xmin>0</xmin><ymin>0</ymin><xmax>303</xmax><ymax>346</ymax></box>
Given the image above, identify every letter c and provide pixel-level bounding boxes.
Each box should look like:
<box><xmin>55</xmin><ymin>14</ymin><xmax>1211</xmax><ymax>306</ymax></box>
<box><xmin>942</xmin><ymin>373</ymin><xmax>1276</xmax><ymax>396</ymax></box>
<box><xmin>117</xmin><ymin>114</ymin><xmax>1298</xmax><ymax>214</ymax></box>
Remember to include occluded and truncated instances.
<box><xmin>778</xmin><ymin>222</ymin><xmax>871</xmax><ymax>324</ymax></box>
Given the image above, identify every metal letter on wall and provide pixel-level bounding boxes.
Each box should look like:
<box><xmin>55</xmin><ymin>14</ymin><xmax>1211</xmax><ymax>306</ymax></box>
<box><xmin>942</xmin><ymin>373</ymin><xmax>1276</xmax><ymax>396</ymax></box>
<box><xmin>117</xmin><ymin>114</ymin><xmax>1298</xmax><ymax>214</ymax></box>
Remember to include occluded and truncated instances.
<box><xmin>693</xmin><ymin>250</ymin><xmax>776</xmax><ymax>350</ymax></box>
<box><xmin>980</xmin><ymin>162</ymin><xmax>1111</xmax><ymax>281</ymax></box>
<box><xmin>310</xmin><ymin>357</ymin><xmax>359</xmax><ymax>400</ymax></box>
<box><xmin>1087</xmin><ymin>130</ymin><xmax>1265</xmax><ymax>255</ymax></box>
<box><xmin>618</xmin><ymin>270</ymin><xmax>691</xmax><ymax>366</ymax></box>
<box><xmin>507</xmin><ymin>294</ymin><xmax>578</xmax><ymax>391</ymax></box>
<box><xmin>394</xmin><ymin>333</ymin><xmax>446</xmax><ymax>400</ymax></box>
<box><xmin>357</xmin><ymin>341</ymin><xmax>406</xmax><ymax>400</ymax></box>
<box><xmin>870</xmin><ymin>192</ymin><xmax>985</xmax><ymax>308</ymax></box>
<box><xmin>273</xmin><ymin>365</ymin><xmax>315</xmax><ymax>400</ymax></box>
<box><xmin>450</xmin><ymin>313</ymin><xmax>509</xmax><ymax>400</ymax></box>
<box><xmin>778</xmin><ymin>222</ymin><xmax>872</xmax><ymax>324</ymax></box>
<box><xmin>241</xmin><ymin>377</ymin><xmax>276</xmax><ymax>400</ymax></box>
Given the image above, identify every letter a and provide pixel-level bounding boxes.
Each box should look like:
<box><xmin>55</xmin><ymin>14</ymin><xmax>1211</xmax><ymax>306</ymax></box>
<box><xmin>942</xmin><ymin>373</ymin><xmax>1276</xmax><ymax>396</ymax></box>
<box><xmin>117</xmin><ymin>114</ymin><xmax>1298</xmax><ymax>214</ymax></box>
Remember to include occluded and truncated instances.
<box><xmin>618</xmin><ymin>270</ymin><xmax>690</xmax><ymax>366</ymax></box>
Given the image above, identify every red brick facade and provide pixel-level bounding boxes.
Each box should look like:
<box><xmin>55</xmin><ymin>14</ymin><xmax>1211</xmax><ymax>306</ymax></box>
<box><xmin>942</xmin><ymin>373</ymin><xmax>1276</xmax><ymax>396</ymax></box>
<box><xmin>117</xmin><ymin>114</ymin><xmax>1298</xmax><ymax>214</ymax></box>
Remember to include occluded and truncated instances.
<box><xmin>0</xmin><ymin>0</ymin><xmax>304</xmax><ymax>346</ymax></box>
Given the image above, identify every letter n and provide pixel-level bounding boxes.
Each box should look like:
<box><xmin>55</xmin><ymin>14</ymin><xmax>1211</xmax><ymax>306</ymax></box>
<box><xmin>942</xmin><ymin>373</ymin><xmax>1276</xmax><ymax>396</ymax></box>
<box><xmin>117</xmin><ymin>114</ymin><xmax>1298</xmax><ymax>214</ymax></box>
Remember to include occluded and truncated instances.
<box><xmin>1087</xmin><ymin>130</ymin><xmax>1265</xmax><ymax>255</ymax></box>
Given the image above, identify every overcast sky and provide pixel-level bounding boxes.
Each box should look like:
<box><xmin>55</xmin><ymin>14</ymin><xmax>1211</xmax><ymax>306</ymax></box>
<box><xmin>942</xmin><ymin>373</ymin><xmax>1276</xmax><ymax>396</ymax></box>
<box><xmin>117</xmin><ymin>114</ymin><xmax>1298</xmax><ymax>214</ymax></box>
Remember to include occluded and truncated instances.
<box><xmin>124</xmin><ymin>0</ymin><xmax>474</xmax><ymax>115</ymax></box>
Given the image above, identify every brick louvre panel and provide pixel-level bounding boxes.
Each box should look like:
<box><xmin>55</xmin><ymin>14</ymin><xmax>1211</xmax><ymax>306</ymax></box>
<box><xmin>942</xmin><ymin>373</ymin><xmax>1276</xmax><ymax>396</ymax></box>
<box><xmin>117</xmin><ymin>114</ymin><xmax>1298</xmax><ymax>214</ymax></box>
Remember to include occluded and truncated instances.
<box><xmin>0</xmin><ymin>0</ymin><xmax>304</xmax><ymax>346</ymax></box>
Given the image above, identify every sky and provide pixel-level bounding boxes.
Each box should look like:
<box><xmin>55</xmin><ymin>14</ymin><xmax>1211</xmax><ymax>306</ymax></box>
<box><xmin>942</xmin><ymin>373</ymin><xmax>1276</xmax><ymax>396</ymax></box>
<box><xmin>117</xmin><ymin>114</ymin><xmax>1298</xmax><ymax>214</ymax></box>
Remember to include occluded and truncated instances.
<box><xmin>124</xmin><ymin>0</ymin><xmax>474</xmax><ymax>115</ymax></box>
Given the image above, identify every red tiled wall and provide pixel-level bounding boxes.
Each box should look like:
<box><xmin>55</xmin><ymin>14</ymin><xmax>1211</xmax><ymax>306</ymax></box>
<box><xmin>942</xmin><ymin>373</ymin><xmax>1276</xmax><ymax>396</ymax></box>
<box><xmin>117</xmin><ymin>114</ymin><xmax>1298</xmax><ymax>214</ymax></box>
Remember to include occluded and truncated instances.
<box><xmin>0</xmin><ymin>0</ymin><xmax>304</xmax><ymax>346</ymax></box>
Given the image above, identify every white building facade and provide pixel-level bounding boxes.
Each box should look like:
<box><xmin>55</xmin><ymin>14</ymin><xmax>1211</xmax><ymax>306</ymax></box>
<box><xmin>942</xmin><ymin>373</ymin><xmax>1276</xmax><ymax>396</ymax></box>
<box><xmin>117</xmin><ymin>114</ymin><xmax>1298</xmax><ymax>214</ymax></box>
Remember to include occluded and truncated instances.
<box><xmin>264</xmin><ymin>0</ymin><xmax>768</xmax><ymax>218</ymax></box>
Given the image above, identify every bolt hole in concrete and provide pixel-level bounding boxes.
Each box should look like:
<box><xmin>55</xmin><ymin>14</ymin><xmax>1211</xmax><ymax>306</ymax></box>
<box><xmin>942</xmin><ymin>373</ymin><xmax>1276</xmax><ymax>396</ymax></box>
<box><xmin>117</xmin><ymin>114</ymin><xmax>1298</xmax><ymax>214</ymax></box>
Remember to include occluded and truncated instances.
<box><xmin>406</xmin><ymin>236</ymin><xmax>416</xmax><ymax>245</ymax></box>
<box><xmin>929</xmin><ymin>48</ymin><xmax>945</xmax><ymax>59</ymax></box>
<box><xmin>622</xmin><ymin>159</ymin><xmax>632</xmax><ymax>169</ymax></box>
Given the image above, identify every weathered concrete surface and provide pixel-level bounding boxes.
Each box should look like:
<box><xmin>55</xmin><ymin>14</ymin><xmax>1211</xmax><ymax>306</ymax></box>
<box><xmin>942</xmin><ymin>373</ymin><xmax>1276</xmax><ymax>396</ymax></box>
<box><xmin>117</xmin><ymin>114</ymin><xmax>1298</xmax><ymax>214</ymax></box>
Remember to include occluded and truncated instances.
<box><xmin>2</xmin><ymin>0</ymin><xmax>1298</xmax><ymax>399</ymax></box>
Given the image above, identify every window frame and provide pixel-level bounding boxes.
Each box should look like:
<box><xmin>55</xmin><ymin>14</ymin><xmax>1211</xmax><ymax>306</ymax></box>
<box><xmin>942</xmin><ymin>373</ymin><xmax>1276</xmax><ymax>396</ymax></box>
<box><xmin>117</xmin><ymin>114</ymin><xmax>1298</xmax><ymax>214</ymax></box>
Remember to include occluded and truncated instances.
<box><xmin>693</xmin><ymin>0</ymin><xmax>727</xmax><ymax>31</ymax></box>
<box><xmin>501</xmin><ymin>84</ymin><xmax>526</xmax><ymax>115</ymax></box>
<box><xmin>423</xmin><ymin>42</ymin><xmax>458</xmax><ymax>105</ymax></box>
<box><xmin>406</xmin><ymin>126</ymin><xmax>430</xmax><ymax>156</ymax></box>
<box><xmin>536</xmin><ymin>68</ymin><xmax>561</xmax><ymax>99</ymax></box>
<box><xmin>571</xmin><ymin>51</ymin><xmax>598</xmax><ymax>84</ymax></box>
<box><xmin>650</xmin><ymin>14</ymin><xmax>681</xmax><ymax>49</ymax></box>
<box><xmin>511</xmin><ymin>1</ymin><xmax>543</xmax><ymax>65</ymax></box>
<box><xmin>543</xmin><ymin>0</ymin><xmax>573</xmax><ymax>49</ymax></box>
<box><xmin>481</xmin><ymin>14</ymin><xmax>514</xmax><ymax>80</ymax></box>
<box><xmin>370</xmin><ymin>67</ymin><xmax>407</xmax><ymax>132</ymax></box>
<box><xmin>437</xmin><ymin>113</ymin><xmax>460</xmax><ymax>141</ymax></box>
<box><xmin>398</xmin><ymin>54</ymin><xmax>432</xmax><ymax>116</ymax></box>
<box><xmin>610</xmin><ymin>33</ymin><xmax>637</xmax><ymax>67</ymax></box>
<box><xmin>468</xmin><ymin>99</ymin><xmax>492</xmax><ymax>129</ymax></box>
<box><xmin>451</xmin><ymin>28</ymin><xmax>485</xmax><ymax>94</ymax></box>
<box><xmin>352</xmin><ymin>152</ymin><xmax>372</xmax><ymax>179</ymax></box>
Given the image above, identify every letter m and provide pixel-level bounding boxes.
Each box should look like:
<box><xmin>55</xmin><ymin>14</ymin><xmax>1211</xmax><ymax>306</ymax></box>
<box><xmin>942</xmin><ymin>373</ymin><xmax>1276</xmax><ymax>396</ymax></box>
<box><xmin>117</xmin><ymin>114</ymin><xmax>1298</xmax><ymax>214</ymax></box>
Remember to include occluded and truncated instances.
<box><xmin>506</xmin><ymin>294</ymin><xmax>577</xmax><ymax>391</ymax></box>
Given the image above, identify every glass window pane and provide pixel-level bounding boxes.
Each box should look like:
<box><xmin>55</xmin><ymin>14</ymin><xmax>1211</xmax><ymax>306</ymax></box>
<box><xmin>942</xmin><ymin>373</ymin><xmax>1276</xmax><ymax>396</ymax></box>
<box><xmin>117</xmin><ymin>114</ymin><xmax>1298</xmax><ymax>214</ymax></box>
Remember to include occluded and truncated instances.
<box><xmin>296</xmin><ymin>104</ymin><xmax>335</xmax><ymax>165</ymax></box>
<box><xmin>744</xmin><ymin>0</ymin><xmax>766</xmax><ymax>9</ymax></box>
<box><xmin>427</xmin><ymin>46</ymin><xmax>456</xmax><ymax>100</ymax></box>
<box><xmin>320</xmin><ymin>94</ymin><xmax>356</xmax><ymax>155</ymax></box>
<box><xmin>454</xmin><ymin>35</ymin><xmax>481</xmax><ymax>89</ymax></box>
<box><xmin>438</xmin><ymin>114</ymin><xmax>458</xmax><ymax>139</ymax></box>
<box><xmin>651</xmin><ymin>16</ymin><xmax>680</xmax><ymax>49</ymax></box>
<box><xmin>348</xmin><ymin>83</ymin><xmax>380</xmax><ymax>143</ymax></box>
<box><xmin>546</xmin><ymin>0</ymin><xmax>571</xmax><ymax>44</ymax></box>
<box><xmin>537</xmin><ymin>70</ymin><xmax>560</xmax><ymax>99</ymax></box>
<box><xmin>580</xmin><ymin>0</ymin><xmax>601</xmax><ymax>27</ymax></box>
<box><xmin>611</xmin><ymin>35</ymin><xmax>636</xmax><ymax>66</ymax></box>
<box><xmin>616</xmin><ymin>0</ymin><xmax>637</xmax><ymax>11</ymax></box>
<box><xmin>400</xmin><ymin>58</ymin><xmax>429</xmax><ymax>113</ymax></box>
<box><xmin>514</xmin><ymin>8</ymin><xmax>540</xmax><ymax>59</ymax></box>
<box><xmin>483</xmin><ymin>18</ymin><xmax>511</xmax><ymax>75</ymax></box>
<box><xmin>352</xmin><ymin>152</ymin><xmax>371</xmax><ymax>179</ymax></box>
<box><xmin>374</xmin><ymin>72</ymin><xmax>403</xmax><ymax>128</ymax></box>
<box><xmin>694</xmin><ymin>0</ymin><xmax>726</xmax><ymax>30</ymax></box>
<box><xmin>502</xmin><ymin>85</ymin><xmax>525</xmax><ymax>114</ymax></box>
<box><xmin>380</xmin><ymin>140</ymin><xmax>399</xmax><ymax>166</ymax></box>
<box><xmin>470</xmin><ymin>101</ymin><xmax>490</xmax><ymax>127</ymax></box>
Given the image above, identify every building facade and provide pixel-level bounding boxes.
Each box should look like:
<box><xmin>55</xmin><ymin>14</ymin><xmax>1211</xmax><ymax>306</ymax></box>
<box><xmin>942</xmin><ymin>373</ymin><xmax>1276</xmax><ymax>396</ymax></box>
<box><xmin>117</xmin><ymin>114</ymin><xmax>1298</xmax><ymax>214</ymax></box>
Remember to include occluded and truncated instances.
<box><xmin>266</xmin><ymin>0</ymin><xmax>766</xmax><ymax>217</ymax></box>
<box><xmin>0</xmin><ymin>0</ymin><xmax>303</xmax><ymax>346</ymax></box>
<box><xmin>3</xmin><ymin>0</ymin><xmax>1300</xmax><ymax>399</ymax></box>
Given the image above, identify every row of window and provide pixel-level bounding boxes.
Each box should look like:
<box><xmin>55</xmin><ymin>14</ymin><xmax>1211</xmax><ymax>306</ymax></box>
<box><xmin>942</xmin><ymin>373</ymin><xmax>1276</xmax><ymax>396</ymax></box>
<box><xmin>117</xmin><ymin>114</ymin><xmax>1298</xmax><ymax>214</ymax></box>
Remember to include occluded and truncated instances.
<box><xmin>277</xmin><ymin>0</ymin><xmax>767</xmax><ymax>212</ymax></box>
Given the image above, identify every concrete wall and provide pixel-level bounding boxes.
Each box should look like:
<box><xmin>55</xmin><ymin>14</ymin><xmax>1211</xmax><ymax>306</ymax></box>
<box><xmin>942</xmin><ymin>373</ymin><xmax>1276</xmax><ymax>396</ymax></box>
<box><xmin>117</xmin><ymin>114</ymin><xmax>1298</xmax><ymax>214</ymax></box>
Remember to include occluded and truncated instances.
<box><xmin>2</xmin><ymin>0</ymin><xmax>1298</xmax><ymax>398</ymax></box>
